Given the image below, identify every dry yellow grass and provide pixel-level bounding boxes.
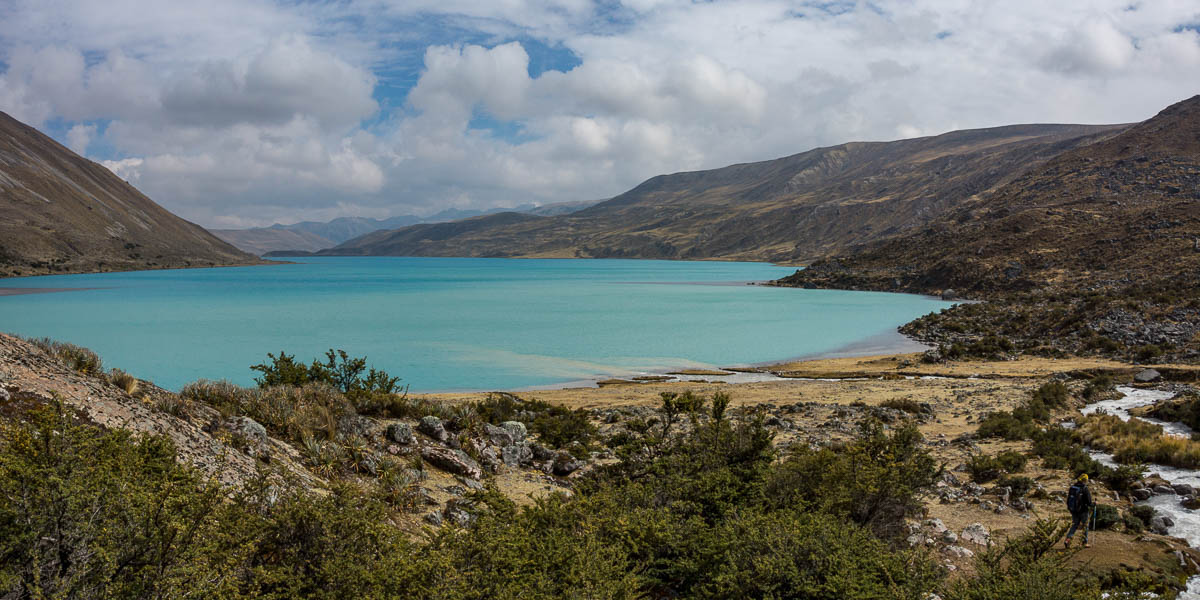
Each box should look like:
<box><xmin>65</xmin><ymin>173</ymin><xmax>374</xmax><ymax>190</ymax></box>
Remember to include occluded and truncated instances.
<box><xmin>1076</xmin><ymin>414</ymin><xmax>1200</xmax><ymax>468</ymax></box>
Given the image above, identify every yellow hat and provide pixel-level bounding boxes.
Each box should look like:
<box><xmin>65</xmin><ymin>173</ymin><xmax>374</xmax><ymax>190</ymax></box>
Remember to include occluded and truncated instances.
<box><xmin>1077</xmin><ymin>473</ymin><xmax>1089</xmax><ymax>482</ymax></box>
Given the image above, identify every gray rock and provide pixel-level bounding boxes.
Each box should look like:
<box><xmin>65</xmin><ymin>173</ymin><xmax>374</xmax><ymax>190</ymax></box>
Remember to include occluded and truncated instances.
<box><xmin>531</xmin><ymin>443</ymin><xmax>556</xmax><ymax>461</ymax></box>
<box><xmin>457</xmin><ymin>476</ymin><xmax>484</xmax><ymax>491</ymax></box>
<box><xmin>552</xmin><ymin>453</ymin><xmax>585</xmax><ymax>476</ymax></box>
<box><xmin>424</xmin><ymin>511</ymin><xmax>444</xmax><ymax>526</ymax></box>
<box><xmin>337</xmin><ymin>414</ymin><xmax>373</xmax><ymax>438</ymax></box>
<box><xmin>386</xmin><ymin>423</ymin><xmax>414</xmax><ymax>444</ymax></box>
<box><xmin>923</xmin><ymin>518</ymin><xmax>948</xmax><ymax>534</ymax></box>
<box><xmin>501</xmin><ymin>420</ymin><xmax>527</xmax><ymax>441</ymax></box>
<box><xmin>1173</xmin><ymin>483</ymin><xmax>1196</xmax><ymax>496</ymax></box>
<box><xmin>444</xmin><ymin>501</ymin><xmax>475</xmax><ymax>527</ymax></box>
<box><xmin>961</xmin><ymin>523</ymin><xmax>990</xmax><ymax>546</ymax></box>
<box><xmin>419</xmin><ymin>416</ymin><xmax>449</xmax><ymax>442</ymax></box>
<box><xmin>943</xmin><ymin>545</ymin><xmax>974</xmax><ymax>559</ymax></box>
<box><xmin>502</xmin><ymin>443</ymin><xmax>534</xmax><ymax>467</ymax></box>
<box><xmin>906</xmin><ymin>533</ymin><xmax>925</xmax><ymax>547</ymax></box>
<box><xmin>484</xmin><ymin>423</ymin><xmax>515</xmax><ymax>447</ymax></box>
<box><xmin>1153</xmin><ymin>484</ymin><xmax>1177</xmax><ymax>495</ymax></box>
<box><xmin>421</xmin><ymin>446</ymin><xmax>483</xmax><ymax>480</ymax></box>
<box><xmin>941</xmin><ymin>289</ymin><xmax>959</xmax><ymax>301</ymax></box>
<box><xmin>0</xmin><ymin>387</ymin><xmax>9</xmax><ymax>402</ymax></box>
<box><xmin>941</xmin><ymin>530</ymin><xmax>958</xmax><ymax>544</ymax></box>
<box><xmin>229</xmin><ymin>416</ymin><xmax>268</xmax><ymax>444</ymax></box>
<box><xmin>1182</xmin><ymin>496</ymin><xmax>1200</xmax><ymax>510</ymax></box>
<box><xmin>1132</xmin><ymin>488</ymin><xmax>1153</xmax><ymax>501</ymax></box>
<box><xmin>1150</xmin><ymin>515</ymin><xmax>1172</xmax><ymax>535</ymax></box>
<box><xmin>1135</xmin><ymin>369</ymin><xmax>1162</xmax><ymax>383</ymax></box>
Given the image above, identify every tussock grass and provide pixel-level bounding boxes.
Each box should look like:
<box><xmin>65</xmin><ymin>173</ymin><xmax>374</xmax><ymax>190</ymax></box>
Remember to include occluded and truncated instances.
<box><xmin>181</xmin><ymin>379</ymin><xmax>354</xmax><ymax>444</ymax></box>
<box><xmin>27</xmin><ymin>337</ymin><xmax>103</xmax><ymax>375</ymax></box>
<box><xmin>1077</xmin><ymin>414</ymin><xmax>1200</xmax><ymax>468</ymax></box>
<box><xmin>107</xmin><ymin>369</ymin><xmax>139</xmax><ymax>396</ymax></box>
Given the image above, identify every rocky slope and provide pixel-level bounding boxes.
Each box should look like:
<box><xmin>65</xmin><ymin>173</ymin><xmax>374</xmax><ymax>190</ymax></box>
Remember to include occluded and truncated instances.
<box><xmin>777</xmin><ymin>95</ymin><xmax>1200</xmax><ymax>362</ymax></box>
<box><xmin>303</xmin><ymin>123</ymin><xmax>1127</xmax><ymax>262</ymax></box>
<box><xmin>0</xmin><ymin>112</ymin><xmax>261</xmax><ymax>277</ymax></box>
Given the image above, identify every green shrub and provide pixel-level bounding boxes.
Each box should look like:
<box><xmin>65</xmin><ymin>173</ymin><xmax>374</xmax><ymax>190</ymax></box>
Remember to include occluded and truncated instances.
<box><xmin>995</xmin><ymin>450</ymin><xmax>1028</xmax><ymax>473</ymax></box>
<box><xmin>250</xmin><ymin>349</ymin><xmax>405</xmax><ymax>415</ymax></box>
<box><xmin>881</xmin><ymin>398</ymin><xmax>926</xmax><ymax>414</ymax></box>
<box><xmin>472</xmin><ymin>392</ymin><xmax>597</xmax><ymax>450</ymax></box>
<box><xmin>1093</xmin><ymin>504</ymin><xmax>1120</xmax><ymax>530</ymax></box>
<box><xmin>996</xmin><ymin>475</ymin><xmax>1034</xmax><ymax>498</ymax></box>
<box><xmin>1129</xmin><ymin>504</ymin><xmax>1156</xmax><ymax>528</ymax></box>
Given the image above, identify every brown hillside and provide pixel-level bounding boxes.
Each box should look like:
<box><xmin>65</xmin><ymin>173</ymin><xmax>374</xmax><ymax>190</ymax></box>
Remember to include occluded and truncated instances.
<box><xmin>0</xmin><ymin>112</ymin><xmax>262</xmax><ymax>277</ymax></box>
<box><xmin>311</xmin><ymin>123</ymin><xmax>1127</xmax><ymax>262</ymax></box>
<box><xmin>778</xmin><ymin>95</ymin><xmax>1200</xmax><ymax>362</ymax></box>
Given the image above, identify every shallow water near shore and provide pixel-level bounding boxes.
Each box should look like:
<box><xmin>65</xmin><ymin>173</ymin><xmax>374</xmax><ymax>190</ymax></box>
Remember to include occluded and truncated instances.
<box><xmin>0</xmin><ymin>257</ymin><xmax>953</xmax><ymax>392</ymax></box>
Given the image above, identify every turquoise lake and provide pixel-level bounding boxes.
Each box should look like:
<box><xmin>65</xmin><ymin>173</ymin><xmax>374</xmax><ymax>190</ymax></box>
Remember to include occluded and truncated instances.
<box><xmin>0</xmin><ymin>258</ymin><xmax>953</xmax><ymax>392</ymax></box>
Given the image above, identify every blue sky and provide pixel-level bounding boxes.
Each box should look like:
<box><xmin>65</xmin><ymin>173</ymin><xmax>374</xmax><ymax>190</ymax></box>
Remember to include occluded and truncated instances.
<box><xmin>1</xmin><ymin>1</ymin><xmax>1198</xmax><ymax>228</ymax></box>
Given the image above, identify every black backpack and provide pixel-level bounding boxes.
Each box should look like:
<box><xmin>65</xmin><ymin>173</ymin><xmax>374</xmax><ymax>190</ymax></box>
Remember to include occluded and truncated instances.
<box><xmin>1066</xmin><ymin>483</ymin><xmax>1084</xmax><ymax>512</ymax></box>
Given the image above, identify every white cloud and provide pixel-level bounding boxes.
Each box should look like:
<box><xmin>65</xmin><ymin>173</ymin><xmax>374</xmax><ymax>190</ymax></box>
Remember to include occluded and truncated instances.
<box><xmin>65</xmin><ymin>123</ymin><xmax>96</xmax><ymax>154</ymax></box>
<box><xmin>2</xmin><ymin>0</ymin><xmax>1200</xmax><ymax>227</ymax></box>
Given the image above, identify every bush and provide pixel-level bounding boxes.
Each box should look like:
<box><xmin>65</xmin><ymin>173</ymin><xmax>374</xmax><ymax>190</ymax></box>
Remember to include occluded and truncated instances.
<box><xmin>768</xmin><ymin>422</ymin><xmax>940</xmax><ymax>538</ymax></box>
<box><xmin>1129</xmin><ymin>504</ymin><xmax>1156</xmax><ymax>528</ymax></box>
<box><xmin>250</xmin><ymin>349</ymin><xmax>405</xmax><ymax>415</ymax></box>
<box><xmin>995</xmin><ymin>450</ymin><xmax>1028</xmax><ymax>473</ymax></box>
<box><xmin>1093</xmin><ymin>504</ymin><xmax>1120</xmax><ymax>530</ymax></box>
<box><xmin>995</xmin><ymin>475</ymin><xmax>1034</xmax><ymax>498</ymax></box>
<box><xmin>881</xmin><ymin>398</ymin><xmax>926</xmax><ymax>414</ymax></box>
<box><xmin>472</xmin><ymin>392</ymin><xmax>597</xmax><ymax>450</ymax></box>
<box><xmin>968</xmin><ymin>451</ymin><xmax>1026</xmax><ymax>484</ymax></box>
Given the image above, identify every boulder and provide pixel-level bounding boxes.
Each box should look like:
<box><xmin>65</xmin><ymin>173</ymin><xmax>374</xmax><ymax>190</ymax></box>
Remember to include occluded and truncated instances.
<box><xmin>1135</xmin><ymin>369</ymin><xmax>1162</xmax><ymax>383</ymax></box>
<box><xmin>501</xmin><ymin>420</ymin><xmax>527</xmax><ymax>441</ymax></box>
<box><xmin>961</xmin><ymin>523</ymin><xmax>990</xmax><ymax>546</ymax></box>
<box><xmin>484</xmin><ymin>423</ymin><xmax>515</xmax><ymax>447</ymax></box>
<box><xmin>1132</xmin><ymin>488</ymin><xmax>1153</xmax><ymax>501</ymax></box>
<box><xmin>1173</xmin><ymin>483</ymin><xmax>1196</xmax><ymax>496</ymax></box>
<box><xmin>0</xmin><ymin>387</ymin><xmax>9</xmax><ymax>402</ymax></box>
<box><xmin>552</xmin><ymin>453</ymin><xmax>585</xmax><ymax>477</ymax></box>
<box><xmin>1182</xmin><ymin>496</ymin><xmax>1200</xmax><ymax>510</ymax></box>
<box><xmin>531</xmin><ymin>443</ymin><xmax>556</xmax><ymax>461</ymax></box>
<box><xmin>941</xmin><ymin>530</ymin><xmax>958</xmax><ymax>544</ymax></box>
<box><xmin>1150</xmin><ymin>515</ymin><xmax>1172</xmax><ymax>535</ymax></box>
<box><xmin>337</xmin><ymin>414</ymin><xmax>373</xmax><ymax>438</ymax></box>
<box><xmin>424</xmin><ymin>511</ymin><xmax>444</xmax><ymax>526</ymax></box>
<box><xmin>229</xmin><ymin>416</ymin><xmax>268</xmax><ymax>444</ymax></box>
<box><xmin>1153</xmin><ymin>484</ymin><xmax>1177</xmax><ymax>495</ymax></box>
<box><xmin>502</xmin><ymin>443</ymin><xmax>534</xmax><ymax>467</ymax></box>
<box><xmin>923</xmin><ymin>518</ymin><xmax>948</xmax><ymax>534</ymax></box>
<box><xmin>421</xmin><ymin>446</ymin><xmax>483</xmax><ymax>480</ymax></box>
<box><xmin>943</xmin><ymin>545</ymin><xmax>975</xmax><ymax>559</ymax></box>
<box><xmin>385</xmin><ymin>423</ymin><xmax>414</xmax><ymax>444</ymax></box>
<box><xmin>941</xmin><ymin>289</ymin><xmax>959</xmax><ymax>301</ymax></box>
<box><xmin>419</xmin><ymin>416</ymin><xmax>449</xmax><ymax>442</ymax></box>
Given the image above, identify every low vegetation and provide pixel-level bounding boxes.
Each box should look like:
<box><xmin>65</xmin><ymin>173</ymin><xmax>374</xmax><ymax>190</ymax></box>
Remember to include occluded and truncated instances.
<box><xmin>1076</xmin><ymin>413</ymin><xmax>1200</xmax><ymax>469</ymax></box>
<box><xmin>25</xmin><ymin>336</ymin><xmax>103</xmax><ymax>375</ymax></box>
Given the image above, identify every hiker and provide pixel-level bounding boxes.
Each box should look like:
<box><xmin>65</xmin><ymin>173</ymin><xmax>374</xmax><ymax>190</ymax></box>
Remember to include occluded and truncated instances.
<box><xmin>1064</xmin><ymin>473</ymin><xmax>1095</xmax><ymax>548</ymax></box>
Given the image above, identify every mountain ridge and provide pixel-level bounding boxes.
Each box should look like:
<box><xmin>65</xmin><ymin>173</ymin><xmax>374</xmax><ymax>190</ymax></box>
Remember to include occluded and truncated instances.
<box><xmin>0</xmin><ymin>111</ymin><xmax>262</xmax><ymax>278</ymax></box>
<box><xmin>299</xmin><ymin>122</ymin><xmax>1128</xmax><ymax>262</ymax></box>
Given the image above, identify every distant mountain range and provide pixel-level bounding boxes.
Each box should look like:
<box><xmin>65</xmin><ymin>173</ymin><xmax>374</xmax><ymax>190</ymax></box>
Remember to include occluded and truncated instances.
<box><xmin>287</xmin><ymin>122</ymin><xmax>1127</xmax><ymax>262</ymax></box>
<box><xmin>0</xmin><ymin>112</ymin><xmax>260</xmax><ymax>277</ymax></box>
<box><xmin>212</xmin><ymin>200</ymin><xmax>597</xmax><ymax>255</ymax></box>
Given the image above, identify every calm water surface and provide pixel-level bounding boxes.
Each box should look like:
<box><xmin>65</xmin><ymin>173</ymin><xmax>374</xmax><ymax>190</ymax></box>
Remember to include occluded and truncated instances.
<box><xmin>0</xmin><ymin>258</ymin><xmax>953</xmax><ymax>391</ymax></box>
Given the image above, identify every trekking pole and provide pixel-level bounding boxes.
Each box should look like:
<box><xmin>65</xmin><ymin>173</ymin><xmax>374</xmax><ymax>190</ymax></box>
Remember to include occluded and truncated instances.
<box><xmin>1091</xmin><ymin>505</ymin><xmax>1097</xmax><ymax>533</ymax></box>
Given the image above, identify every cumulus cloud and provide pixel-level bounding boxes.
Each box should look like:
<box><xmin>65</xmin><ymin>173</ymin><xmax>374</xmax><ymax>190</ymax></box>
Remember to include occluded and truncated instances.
<box><xmin>2</xmin><ymin>0</ymin><xmax>1200</xmax><ymax>227</ymax></box>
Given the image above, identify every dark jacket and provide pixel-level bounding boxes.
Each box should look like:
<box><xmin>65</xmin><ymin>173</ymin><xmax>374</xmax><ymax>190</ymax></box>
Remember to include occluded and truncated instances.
<box><xmin>1069</xmin><ymin>483</ymin><xmax>1094</xmax><ymax>515</ymax></box>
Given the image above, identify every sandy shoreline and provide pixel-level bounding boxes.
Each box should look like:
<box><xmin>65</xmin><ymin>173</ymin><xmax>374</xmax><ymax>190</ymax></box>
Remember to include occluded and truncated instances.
<box><xmin>0</xmin><ymin>287</ymin><xmax>101</xmax><ymax>296</ymax></box>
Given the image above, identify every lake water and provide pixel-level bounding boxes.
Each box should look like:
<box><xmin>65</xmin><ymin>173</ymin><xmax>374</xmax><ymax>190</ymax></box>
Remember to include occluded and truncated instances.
<box><xmin>0</xmin><ymin>258</ymin><xmax>953</xmax><ymax>392</ymax></box>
